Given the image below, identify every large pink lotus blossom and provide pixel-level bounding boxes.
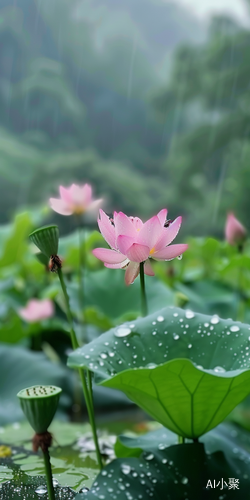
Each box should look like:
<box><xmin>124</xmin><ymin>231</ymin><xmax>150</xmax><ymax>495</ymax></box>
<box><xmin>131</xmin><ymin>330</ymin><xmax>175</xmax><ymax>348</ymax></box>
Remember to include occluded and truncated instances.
<box><xmin>18</xmin><ymin>299</ymin><xmax>54</xmax><ymax>323</ymax></box>
<box><xmin>92</xmin><ymin>209</ymin><xmax>188</xmax><ymax>285</ymax></box>
<box><xmin>225</xmin><ymin>212</ymin><xmax>247</xmax><ymax>246</ymax></box>
<box><xmin>49</xmin><ymin>184</ymin><xmax>102</xmax><ymax>216</ymax></box>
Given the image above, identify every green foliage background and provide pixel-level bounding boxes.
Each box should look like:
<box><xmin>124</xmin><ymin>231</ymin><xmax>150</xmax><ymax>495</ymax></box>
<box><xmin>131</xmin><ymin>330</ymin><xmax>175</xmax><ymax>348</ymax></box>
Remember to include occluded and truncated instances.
<box><xmin>0</xmin><ymin>0</ymin><xmax>250</xmax><ymax>238</ymax></box>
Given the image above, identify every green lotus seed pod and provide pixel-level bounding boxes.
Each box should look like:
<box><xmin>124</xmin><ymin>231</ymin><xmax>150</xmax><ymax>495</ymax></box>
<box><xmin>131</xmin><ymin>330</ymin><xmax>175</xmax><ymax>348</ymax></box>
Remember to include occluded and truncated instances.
<box><xmin>17</xmin><ymin>385</ymin><xmax>62</xmax><ymax>434</ymax></box>
<box><xmin>29</xmin><ymin>226</ymin><xmax>59</xmax><ymax>258</ymax></box>
<box><xmin>36</xmin><ymin>252</ymin><xmax>50</xmax><ymax>266</ymax></box>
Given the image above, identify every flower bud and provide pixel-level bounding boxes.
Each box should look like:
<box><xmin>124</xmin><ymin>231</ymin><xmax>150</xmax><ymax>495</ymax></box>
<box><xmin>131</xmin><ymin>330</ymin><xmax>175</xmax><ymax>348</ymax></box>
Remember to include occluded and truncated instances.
<box><xmin>225</xmin><ymin>212</ymin><xmax>247</xmax><ymax>247</ymax></box>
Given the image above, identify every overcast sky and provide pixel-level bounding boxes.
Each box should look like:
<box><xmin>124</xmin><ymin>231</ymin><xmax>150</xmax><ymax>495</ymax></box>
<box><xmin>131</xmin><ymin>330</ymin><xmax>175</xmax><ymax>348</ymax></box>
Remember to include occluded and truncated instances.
<box><xmin>173</xmin><ymin>0</ymin><xmax>250</xmax><ymax>25</ymax></box>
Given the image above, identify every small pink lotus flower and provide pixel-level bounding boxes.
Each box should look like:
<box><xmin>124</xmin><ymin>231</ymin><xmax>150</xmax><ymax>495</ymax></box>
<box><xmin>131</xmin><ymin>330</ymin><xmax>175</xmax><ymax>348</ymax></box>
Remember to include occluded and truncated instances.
<box><xmin>225</xmin><ymin>212</ymin><xmax>247</xmax><ymax>247</ymax></box>
<box><xmin>93</xmin><ymin>209</ymin><xmax>188</xmax><ymax>285</ymax></box>
<box><xmin>49</xmin><ymin>184</ymin><xmax>102</xmax><ymax>216</ymax></box>
<box><xmin>18</xmin><ymin>299</ymin><xmax>54</xmax><ymax>323</ymax></box>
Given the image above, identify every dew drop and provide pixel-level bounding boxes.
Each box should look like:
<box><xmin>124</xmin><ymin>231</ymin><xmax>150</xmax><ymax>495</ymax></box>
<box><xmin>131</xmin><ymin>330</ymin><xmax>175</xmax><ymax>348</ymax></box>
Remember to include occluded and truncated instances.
<box><xmin>115</xmin><ymin>327</ymin><xmax>131</xmax><ymax>337</ymax></box>
<box><xmin>157</xmin><ymin>315</ymin><xmax>164</xmax><ymax>322</ymax></box>
<box><xmin>185</xmin><ymin>310</ymin><xmax>195</xmax><ymax>319</ymax></box>
<box><xmin>173</xmin><ymin>334</ymin><xmax>179</xmax><ymax>340</ymax></box>
<box><xmin>181</xmin><ymin>477</ymin><xmax>188</xmax><ymax>484</ymax></box>
<box><xmin>146</xmin><ymin>363</ymin><xmax>157</xmax><ymax>369</ymax></box>
<box><xmin>100</xmin><ymin>353</ymin><xmax>107</xmax><ymax>359</ymax></box>
<box><xmin>230</xmin><ymin>325</ymin><xmax>240</xmax><ymax>332</ymax></box>
<box><xmin>145</xmin><ymin>453</ymin><xmax>154</xmax><ymax>461</ymax></box>
<box><xmin>214</xmin><ymin>366</ymin><xmax>226</xmax><ymax>373</ymax></box>
<box><xmin>158</xmin><ymin>443</ymin><xmax>167</xmax><ymax>450</ymax></box>
<box><xmin>188</xmin><ymin>344</ymin><xmax>192</xmax><ymax>349</ymax></box>
<box><xmin>211</xmin><ymin>315</ymin><xmax>220</xmax><ymax>324</ymax></box>
<box><xmin>177</xmin><ymin>255</ymin><xmax>182</xmax><ymax>260</ymax></box>
<box><xmin>35</xmin><ymin>485</ymin><xmax>47</xmax><ymax>495</ymax></box>
<box><xmin>121</xmin><ymin>464</ymin><xmax>131</xmax><ymax>475</ymax></box>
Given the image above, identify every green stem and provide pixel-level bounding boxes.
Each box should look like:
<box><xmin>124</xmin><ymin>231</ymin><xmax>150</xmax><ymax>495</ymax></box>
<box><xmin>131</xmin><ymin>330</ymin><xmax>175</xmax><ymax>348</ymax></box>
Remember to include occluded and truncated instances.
<box><xmin>77</xmin><ymin>216</ymin><xmax>85</xmax><ymax>326</ymax></box>
<box><xmin>57</xmin><ymin>267</ymin><xmax>103</xmax><ymax>468</ymax></box>
<box><xmin>78</xmin><ymin>368</ymin><xmax>103</xmax><ymax>469</ymax></box>
<box><xmin>87</xmin><ymin>369</ymin><xmax>95</xmax><ymax>415</ymax></box>
<box><xmin>178</xmin><ymin>435</ymin><xmax>185</xmax><ymax>444</ymax></box>
<box><xmin>236</xmin><ymin>245</ymin><xmax>245</xmax><ymax>322</ymax></box>
<box><xmin>140</xmin><ymin>262</ymin><xmax>148</xmax><ymax>317</ymax></box>
<box><xmin>42</xmin><ymin>449</ymin><xmax>55</xmax><ymax>500</ymax></box>
<box><xmin>57</xmin><ymin>268</ymin><xmax>79</xmax><ymax>350</ymax></box>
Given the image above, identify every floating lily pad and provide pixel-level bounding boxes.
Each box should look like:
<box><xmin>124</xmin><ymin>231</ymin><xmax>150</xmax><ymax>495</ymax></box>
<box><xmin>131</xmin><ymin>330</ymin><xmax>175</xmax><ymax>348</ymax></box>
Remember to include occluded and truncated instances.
<box><xmin>68</xmin><ymin>307</ymin><xmax>250</xmax><ymax>438</ymax></box>
<box><xmin>0</xmin><ymin>420</ymin><xmax>98</xmax><ymax>492</ymax></box>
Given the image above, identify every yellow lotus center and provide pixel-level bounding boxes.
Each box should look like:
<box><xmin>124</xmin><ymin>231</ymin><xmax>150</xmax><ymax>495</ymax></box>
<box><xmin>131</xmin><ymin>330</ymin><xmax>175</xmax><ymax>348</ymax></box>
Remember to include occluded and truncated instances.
<box><xmin>149</xmin><ymin>247</ymin><xmax>155</xmax><ymax>255</ymax></box>
<box><xmin>73</xmin><ymin>206</ymin><xmax>85</xmax><ymax>215</ymax></box>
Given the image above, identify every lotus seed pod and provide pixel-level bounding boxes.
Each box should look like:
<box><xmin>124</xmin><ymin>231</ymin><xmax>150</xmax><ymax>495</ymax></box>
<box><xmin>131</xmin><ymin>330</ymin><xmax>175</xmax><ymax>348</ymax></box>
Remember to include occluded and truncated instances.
<box><xmin>36</xmin><ymin>252</ymin><xmax>50</xmax><ymax>267</ymax></box>
<box><xmin>29</xmin><ymin>226</ymin><xmax>59</xmax><ymax>258</ymax></box>
<box><xmin>17</xmin><ymin>385</ymin><xmax>62</xmax><ymax>434</ymax></box>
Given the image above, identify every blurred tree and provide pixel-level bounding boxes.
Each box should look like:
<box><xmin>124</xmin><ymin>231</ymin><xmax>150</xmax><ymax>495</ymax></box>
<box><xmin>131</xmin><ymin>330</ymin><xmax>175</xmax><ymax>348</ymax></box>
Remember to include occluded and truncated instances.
<box><xmin>0</xmin><ymin>0</ymin><xmax>204</xmax><ymax>226</ymax></box>
<box><xmin>152</xmin><ymin>12</ymin><xmax>250</xmax><ymax>236</ymax></box>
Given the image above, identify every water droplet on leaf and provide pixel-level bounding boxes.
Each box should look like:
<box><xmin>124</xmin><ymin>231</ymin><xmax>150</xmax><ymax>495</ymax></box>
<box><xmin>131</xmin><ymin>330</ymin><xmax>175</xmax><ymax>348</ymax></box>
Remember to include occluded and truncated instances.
<box><xmin>214</xmin><ymin>366</ymin><xmax>226</xmax><ymax>373</ymax></box>
<box><xmin>185</xmin><ymin>310</ymin><xmax>195</xmax><ymax>319</ymax></box>
<box><xmin>230</xmin><ymin>325</ymin><xmax>240</xmax><ymax>332</ymax></box>
<box><xmin>115</xmin><ymin>327</ymin><xmax>131</xmax><ymax>337</ymax></box>
<box><xmin>157</xmin><ymin>315</ymin><xmax>164</xmax><ymax>322</ymax></box>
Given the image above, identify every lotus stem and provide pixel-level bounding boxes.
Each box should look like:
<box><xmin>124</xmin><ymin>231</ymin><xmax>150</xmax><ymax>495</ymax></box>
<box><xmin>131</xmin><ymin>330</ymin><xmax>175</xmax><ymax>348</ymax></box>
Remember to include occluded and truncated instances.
<box><xmin>78</xmin><ymin>369</ymin><xmax>103</xmax><ymax>469</ymax></box>
<box><xmin>77</xmin><ymin>215</ymin><xmax>85</xmax><ymax>326</ymax></box>
<box><xmin>57</xmin><ymin>267</ymin><xmax>103</xmax><ymax>468</ymax></box>
<box><xmin>57</xmin><ymin>267</ymin><xmax>79</xmax><ymax>350</ymax></box>
<box><xmin>43</xmin><ymin>448</ymin><xmax>55</xmax><ymax>500</ymax></box>
<box><xmin>178</xmin><ymin>435</ymin><xmax>185</xmax><ymax>444</ymax></box>
<box><xmin>140</xmin><ymin>262</ymin><xmax>148</xmax><ymax>317</ymax></box>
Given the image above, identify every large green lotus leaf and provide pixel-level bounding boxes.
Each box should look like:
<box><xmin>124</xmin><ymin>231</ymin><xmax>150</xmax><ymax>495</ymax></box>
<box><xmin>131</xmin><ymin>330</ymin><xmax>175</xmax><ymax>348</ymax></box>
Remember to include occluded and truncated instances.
<box><xmin>0</xmin><ymin>344</ymin><xmax>72</xmax><ymax>425</ymax></box>
<box><xmin>68</xmin><ymin>269</ymin><xmax>175</xmax><ymax>323</ymax></box>
<box><xmin>176</xmin><ymin>280</ymin><xmax>237</xmax><ymax>318</ymax></box>
<box><xmin>68</xmin><ymin>306</ymin><xmax>250</xmax><ymax>438</ymax></box>
<box><xmin>76</xmin><ymin>425</ymin><xmax>250</xmax><ymax>499</ymax></box>
<box><xmin>115</xmin><ymin>421</ymin><xmax>250</xmax><ymax>460</ymax></box>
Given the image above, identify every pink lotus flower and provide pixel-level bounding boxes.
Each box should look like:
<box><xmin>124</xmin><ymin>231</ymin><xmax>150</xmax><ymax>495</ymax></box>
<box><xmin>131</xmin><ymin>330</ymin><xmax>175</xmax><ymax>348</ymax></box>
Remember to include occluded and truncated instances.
<box><xmin>49</xmin><ymin>184</ymin><xmax>102</xmax><ymax>216</ymax></box>
<box><xmin>92</xmin><ymin>209</ymin><xmax>188</xmax><ymax>285</ymax></box>
<box><xmin>18</xmin><ymin>299</ymin><xmax>54</xmax><ymax>323</ymax></box>
<box><xmin>225</xmin><ymin>212</ymin><xmax>247</xmax><ymax>246</ymax></box>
